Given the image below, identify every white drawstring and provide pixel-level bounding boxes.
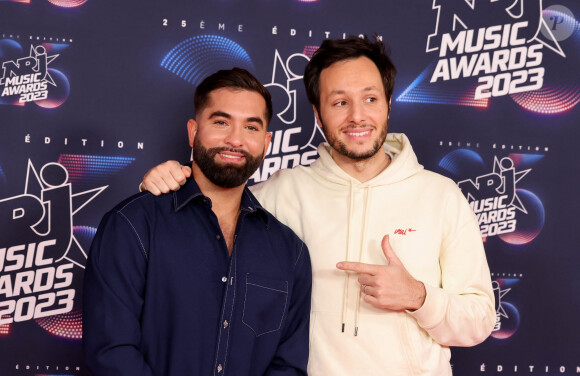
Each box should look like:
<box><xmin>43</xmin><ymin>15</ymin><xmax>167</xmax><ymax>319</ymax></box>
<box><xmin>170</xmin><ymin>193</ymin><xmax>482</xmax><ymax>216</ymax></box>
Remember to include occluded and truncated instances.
<box><xmin>341</xmin><ymin>184</ymin><xmax>373</xmax><ymax>336</ymax></box>
<box><xmin>354</xmin><ymin>187</ymin><xmax>372</xmax><ymax>336</ymax></box>
<box><xmin>341</xmin><ymin>182</ymin><xmax>355</xmax><ymax>333</ymax></box>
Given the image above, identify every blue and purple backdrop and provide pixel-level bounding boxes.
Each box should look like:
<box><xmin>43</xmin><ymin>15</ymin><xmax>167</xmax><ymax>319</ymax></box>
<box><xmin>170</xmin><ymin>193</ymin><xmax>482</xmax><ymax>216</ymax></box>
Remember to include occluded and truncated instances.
<box><xmin>1</xmin><ymin>0</ymin><xmax>579</xmax><ymax>374</ymax></box>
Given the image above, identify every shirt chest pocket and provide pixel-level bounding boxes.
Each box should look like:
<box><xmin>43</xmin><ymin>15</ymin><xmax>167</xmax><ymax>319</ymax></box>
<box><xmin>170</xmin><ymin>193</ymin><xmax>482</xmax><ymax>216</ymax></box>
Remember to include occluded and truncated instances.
<box><xmin>242</xmin><ymin>273</ymin><xmax>288</xmax><ymax>337</ymax></box>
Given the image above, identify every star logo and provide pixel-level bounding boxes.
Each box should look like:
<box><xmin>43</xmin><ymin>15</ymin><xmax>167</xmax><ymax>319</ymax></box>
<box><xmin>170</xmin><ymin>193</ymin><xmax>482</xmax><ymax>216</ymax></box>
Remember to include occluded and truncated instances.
<box><xmin>0</xmin><ymin>160</ymin><xmax>107</xmax><ymax>268</ymax></box>
<box><xmin>493</xmin><ymin>280</ymin><xmax>511</xmax><ymax>319</ymax></box>
<box><xmin>459</xmin><ymin>156</ymin><xmax>530</xmax><ymax>215</ymax></box>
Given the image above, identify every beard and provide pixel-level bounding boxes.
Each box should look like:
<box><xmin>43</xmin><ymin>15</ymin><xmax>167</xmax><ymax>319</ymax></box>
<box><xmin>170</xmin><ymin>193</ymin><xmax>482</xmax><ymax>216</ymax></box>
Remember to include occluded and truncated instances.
<box><xmin>192</xmin><ymin>137</ymin><xmax>264</xmax><ymax>188</ymax></box>
<box><xmin>320</xmin><ymin>119</ymin><xmax>389</xmax><ymax>161</ymax></box>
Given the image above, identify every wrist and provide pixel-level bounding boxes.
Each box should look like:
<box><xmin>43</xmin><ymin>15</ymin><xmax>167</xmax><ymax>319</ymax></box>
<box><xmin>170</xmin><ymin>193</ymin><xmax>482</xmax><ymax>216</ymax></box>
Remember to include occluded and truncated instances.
<box><xmin>409</xmin><ymin>281</ymin><xmax>426</xmax><ymax>312</ymax></box>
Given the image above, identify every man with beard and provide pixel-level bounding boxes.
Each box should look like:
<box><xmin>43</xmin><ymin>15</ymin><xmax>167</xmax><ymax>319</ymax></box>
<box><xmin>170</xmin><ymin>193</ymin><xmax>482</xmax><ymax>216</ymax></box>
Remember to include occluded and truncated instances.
<box><xmin>140</xmin><ymin>37</ymin><xmax>495</xmax><ymax>375</ymax></box>
<box><xmin>83</xmin><ymin>68</ymin><xmax>312</xmax><ymax>376</ymax></box>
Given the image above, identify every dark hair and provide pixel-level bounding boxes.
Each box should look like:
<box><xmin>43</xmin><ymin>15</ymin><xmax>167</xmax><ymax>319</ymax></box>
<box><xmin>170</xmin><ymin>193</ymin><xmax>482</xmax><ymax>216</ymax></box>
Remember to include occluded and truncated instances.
<box><xmin>304</xmin><ymin>35</ymin><xmax>397</xmax><ymax>115</ymax></box>
<box><xmin>194</xmin><ymin>67</ymin><xmax>273</xmax><ymax>127</ymax></box>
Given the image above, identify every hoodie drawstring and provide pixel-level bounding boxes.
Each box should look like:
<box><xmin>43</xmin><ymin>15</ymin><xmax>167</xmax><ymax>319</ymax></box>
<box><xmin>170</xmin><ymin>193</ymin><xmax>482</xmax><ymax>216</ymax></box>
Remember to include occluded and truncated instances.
<box><xmin>341</xmin><ymin>182</ymin><xmax>355</xmax><ymax>333</ymax></box>
<box><xmin>354</xmin><ymin>187</ymin><xmax>372</xmax><ymax>336</ymax></box>
<box><xmin>341</xmin><ymin>183</ymin><xmax>373</xmax><ymax>336</ymax></box>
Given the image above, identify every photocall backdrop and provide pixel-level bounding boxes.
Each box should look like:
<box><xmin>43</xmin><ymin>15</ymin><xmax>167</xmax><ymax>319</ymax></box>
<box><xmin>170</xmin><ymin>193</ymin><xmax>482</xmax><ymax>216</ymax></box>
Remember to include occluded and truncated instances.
<box><xmin>1</xmin><ymin>0</ymin><xmax>579</xmax><ymax>374</ymax></box>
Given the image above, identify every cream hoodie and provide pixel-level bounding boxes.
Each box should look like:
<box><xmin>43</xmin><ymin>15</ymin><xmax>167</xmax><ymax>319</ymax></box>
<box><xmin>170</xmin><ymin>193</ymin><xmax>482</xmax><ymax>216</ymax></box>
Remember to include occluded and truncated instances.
<box><xmin>251</xmin><ymin>133</ymin><xmax>495</xmax><ymax>375</ymax></box>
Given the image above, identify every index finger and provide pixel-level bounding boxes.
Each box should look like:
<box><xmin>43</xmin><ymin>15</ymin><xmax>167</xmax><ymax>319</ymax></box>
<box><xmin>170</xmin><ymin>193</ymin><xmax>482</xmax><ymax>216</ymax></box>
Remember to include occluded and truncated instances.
<box><xmin>337</xmin><ymin>261</ymin><xmax>381</xmax><ymax>275</ymax></box>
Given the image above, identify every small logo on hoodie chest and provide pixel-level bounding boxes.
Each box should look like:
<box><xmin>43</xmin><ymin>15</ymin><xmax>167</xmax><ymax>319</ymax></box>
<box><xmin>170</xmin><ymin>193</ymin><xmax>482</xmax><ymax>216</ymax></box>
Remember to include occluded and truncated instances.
<box><xmin>393</xmin><ymin>228</ymin><xmax>417</xmax><ymax>235</ymax></box>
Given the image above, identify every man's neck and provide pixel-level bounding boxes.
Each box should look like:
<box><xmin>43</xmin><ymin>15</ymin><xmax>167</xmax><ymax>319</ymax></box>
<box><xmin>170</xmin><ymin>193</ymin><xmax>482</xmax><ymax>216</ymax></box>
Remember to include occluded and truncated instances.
<box><xmin>331</xmin><ymin>148</ymin><xmax>391</xmax><ymax>183</ymax></box>
<box><xmin>191</xmin><ymin>165</ymin><xmax>244</xmax><ymax>254</ymax></box>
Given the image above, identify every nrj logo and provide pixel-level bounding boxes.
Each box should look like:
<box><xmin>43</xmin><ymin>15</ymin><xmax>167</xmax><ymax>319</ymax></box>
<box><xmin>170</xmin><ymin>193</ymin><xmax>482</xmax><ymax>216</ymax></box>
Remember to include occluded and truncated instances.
<box><xmin>397</xmin><ymin>0</ymin><xmax>573</xmax><ymax>108</ymax></box>
<box><xmin>439</xmin><ymin>149</ymin><xmax>546</xmax><ymax>244</ymax></box>
<box><xmin>0</xmin><ymin>160</ymin><xmax>105</xmax><ymax>330</ymax></box>
<box><xmin>0</xmin><ymin>42</ymin><xmax>70</xmax><ymax>108</ymax></box>
<box><xmin>426</xmin><ymin>0</ymin><xmax>564</xmax><ymax>100</ymax></box>
<box><xmin>458</xmin><ymin>156</ymin><xmax>528</xmax><ymax>238</ymax></box>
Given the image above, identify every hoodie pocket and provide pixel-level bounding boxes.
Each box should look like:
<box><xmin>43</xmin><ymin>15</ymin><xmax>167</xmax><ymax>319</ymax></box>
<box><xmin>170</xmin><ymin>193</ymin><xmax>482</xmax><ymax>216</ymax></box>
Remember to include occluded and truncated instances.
<box><xmin>242</xmin><ymin>273</ymin><xmax>288</xmax><ymax>337</ymax></box>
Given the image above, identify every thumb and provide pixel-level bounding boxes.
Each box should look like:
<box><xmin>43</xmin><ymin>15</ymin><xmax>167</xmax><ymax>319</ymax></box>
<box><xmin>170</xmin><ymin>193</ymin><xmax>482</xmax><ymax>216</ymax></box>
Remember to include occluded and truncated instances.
<box><xmin>382</xmin><ymin>235</ymin><xmax>401</xmax><ymax>265</ymax></box>
<box><xmin>181</xmin><ymin>165</ymin><xmax>192</xmax><ymax>178</ymax></box>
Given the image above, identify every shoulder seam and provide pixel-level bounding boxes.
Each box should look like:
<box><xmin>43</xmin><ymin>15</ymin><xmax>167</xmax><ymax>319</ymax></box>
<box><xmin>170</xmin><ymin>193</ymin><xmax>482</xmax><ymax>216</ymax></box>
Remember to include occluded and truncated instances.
<box><xmin>116</xmin><ymin>209</ymin><xmax>149</xmax><ymax>261</ymax></box>
<box><xmin>118</xmin><ymin>193</ymin><xmax>151</xmax><ymax>212</ymax></box>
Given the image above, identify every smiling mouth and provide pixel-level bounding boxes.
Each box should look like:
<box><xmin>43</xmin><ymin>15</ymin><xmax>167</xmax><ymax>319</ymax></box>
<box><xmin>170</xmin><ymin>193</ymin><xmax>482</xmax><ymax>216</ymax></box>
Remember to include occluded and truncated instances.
<box><xmin>219</xmin><ymin>152</ymin><xmax>245</xmax><ymax>160</ymax></box>
<box><xmin>345</xmin><ymin>130</ymin><xmax>371</xmax><ymax>137</ymax></box>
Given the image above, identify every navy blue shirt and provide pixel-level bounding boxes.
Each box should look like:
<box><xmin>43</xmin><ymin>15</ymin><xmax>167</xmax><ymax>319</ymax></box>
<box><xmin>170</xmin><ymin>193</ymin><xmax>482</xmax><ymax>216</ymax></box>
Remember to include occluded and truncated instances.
<box><xmin>83</xmin><ymin>178</ymin><xmax>311</xmax><ymax>376</ymax></box>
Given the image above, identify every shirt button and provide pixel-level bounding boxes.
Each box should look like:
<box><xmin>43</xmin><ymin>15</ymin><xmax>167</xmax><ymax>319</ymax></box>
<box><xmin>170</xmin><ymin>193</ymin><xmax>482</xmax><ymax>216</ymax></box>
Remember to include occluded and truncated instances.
<box><xmin>221</xmin><ymin>276</ymin><xmax>227</xmax><ymax>283</ymax></box>
<box><xmin>217</xmin><ymin>364</ymin><xmax>223</xmax><ymax>373</ymax></box>
<box><xmin>216</xmin><ymin>234</ymin><xmax>221</xmax><ymax>240</ymax></box>
<box><xmin>223</xmin><ymin>320</ymin><xmax>229</xmax><ymax>328</ymax></box>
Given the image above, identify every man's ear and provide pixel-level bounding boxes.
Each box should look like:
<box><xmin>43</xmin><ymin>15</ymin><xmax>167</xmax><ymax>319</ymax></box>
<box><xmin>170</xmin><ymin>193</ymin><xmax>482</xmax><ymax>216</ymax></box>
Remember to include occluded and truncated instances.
<box><xmin>187</xmin><ymin>119</ymin><xmax>198</xmax><ymax>148</ymax></box>
<box><xmin>312</xmin><ymin>104</ymin><xmax>322</xmax><ymax>128</ymax></box>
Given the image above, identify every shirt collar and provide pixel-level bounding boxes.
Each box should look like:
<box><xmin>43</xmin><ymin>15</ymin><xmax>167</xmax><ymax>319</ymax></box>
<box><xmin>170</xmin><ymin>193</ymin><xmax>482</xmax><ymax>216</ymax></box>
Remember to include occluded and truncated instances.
<box><xmin>173</xmin><ymin>178</ymin><xmax>270</xmax><ymax>225</ymax></box>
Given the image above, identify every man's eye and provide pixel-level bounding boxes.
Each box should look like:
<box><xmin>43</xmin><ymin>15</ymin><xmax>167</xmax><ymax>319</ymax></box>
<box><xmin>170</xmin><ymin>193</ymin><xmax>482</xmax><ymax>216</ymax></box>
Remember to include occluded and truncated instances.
<box><xmin>365</xmin><ymin>97</ymin><xmax>377</xmax><ymax>103</ymax></box>
<box><xmin>334</xmin><ymin>101</ymin><xmax>346</xmax><ymax>107</ymax></box>
<box><xmin>215</xmin><ymin>120</ymin><xmax>227</xmax><ymax>125</ymax></box>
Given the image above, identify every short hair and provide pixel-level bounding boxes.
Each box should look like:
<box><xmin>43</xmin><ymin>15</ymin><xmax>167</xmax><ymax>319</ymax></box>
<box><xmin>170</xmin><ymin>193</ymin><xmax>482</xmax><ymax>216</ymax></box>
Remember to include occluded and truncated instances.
<box><xmin>194</xmin><ymin>68</ymin><xmax>273</xmax><ymax>127</ymax></box>
<box><xmin>303</xmin><ymin>35</ymin><xmax>397</xmax><ymax>115</ymax></box>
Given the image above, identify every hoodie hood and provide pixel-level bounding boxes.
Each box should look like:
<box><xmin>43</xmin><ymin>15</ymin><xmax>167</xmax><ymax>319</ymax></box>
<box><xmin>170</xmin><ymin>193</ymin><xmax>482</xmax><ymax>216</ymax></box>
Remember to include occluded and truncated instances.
<box><xmin>310</xmin><ymin>133</ymin><xmax>424</xmax><ymax>187</ymax></box>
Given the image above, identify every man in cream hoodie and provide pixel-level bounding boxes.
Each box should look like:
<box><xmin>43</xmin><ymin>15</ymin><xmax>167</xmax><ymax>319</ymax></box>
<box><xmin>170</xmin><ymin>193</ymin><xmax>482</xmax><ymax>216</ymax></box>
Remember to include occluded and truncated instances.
<box><xmin>141</xmin><ymin>36</ymin><xmax>495</xmax><ymax>375</ymax></box>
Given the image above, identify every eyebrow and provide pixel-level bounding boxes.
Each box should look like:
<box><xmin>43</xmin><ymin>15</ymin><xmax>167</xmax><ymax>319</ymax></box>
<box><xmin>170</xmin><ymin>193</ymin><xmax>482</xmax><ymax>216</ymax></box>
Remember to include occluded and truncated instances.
<box><xmin>329</xmin><ymin>86</ymin><xmax>381</xmax><ymax>96</ymax></box>
<box><xmin>209</xmin><ymin>110</ymin><xmax>232</xmax><ymax>120</ymax></box>
<box><xmin>209</xmin><ymin>111</ymin><xmax>264</xmax><ymax>127</ymax></box>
